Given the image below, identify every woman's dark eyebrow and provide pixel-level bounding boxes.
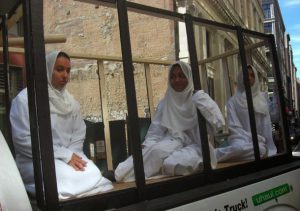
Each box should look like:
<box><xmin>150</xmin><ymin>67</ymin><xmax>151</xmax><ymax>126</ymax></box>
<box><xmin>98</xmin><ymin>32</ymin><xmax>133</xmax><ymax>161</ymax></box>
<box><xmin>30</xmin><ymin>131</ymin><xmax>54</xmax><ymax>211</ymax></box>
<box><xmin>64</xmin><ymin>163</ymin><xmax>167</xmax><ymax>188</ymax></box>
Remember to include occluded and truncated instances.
<box><xmin>55</xmin><ymin>65</ymin><xmax>71</xmax><ymax>69</ymax></box>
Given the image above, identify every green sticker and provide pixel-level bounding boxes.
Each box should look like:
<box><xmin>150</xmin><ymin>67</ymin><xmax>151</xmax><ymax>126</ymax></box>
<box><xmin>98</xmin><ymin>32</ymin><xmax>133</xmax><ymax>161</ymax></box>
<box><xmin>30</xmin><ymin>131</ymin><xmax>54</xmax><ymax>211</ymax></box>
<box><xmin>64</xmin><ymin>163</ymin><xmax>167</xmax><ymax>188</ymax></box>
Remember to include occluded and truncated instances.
<box><xmin>252</xmin><ymin>184</ymin><xmax>290</xmax><ymax>206</ymax></box>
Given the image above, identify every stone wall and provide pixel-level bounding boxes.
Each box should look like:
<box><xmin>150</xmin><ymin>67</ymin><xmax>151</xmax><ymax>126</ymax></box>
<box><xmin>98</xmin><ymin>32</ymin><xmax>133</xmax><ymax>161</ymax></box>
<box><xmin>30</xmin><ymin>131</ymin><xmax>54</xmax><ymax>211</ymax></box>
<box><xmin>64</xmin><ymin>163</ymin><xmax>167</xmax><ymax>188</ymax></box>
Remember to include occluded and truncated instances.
<box><xmin>43</xmin><ymin>0</ymin><xmax>175</xmax><ymax>120</ymax></box>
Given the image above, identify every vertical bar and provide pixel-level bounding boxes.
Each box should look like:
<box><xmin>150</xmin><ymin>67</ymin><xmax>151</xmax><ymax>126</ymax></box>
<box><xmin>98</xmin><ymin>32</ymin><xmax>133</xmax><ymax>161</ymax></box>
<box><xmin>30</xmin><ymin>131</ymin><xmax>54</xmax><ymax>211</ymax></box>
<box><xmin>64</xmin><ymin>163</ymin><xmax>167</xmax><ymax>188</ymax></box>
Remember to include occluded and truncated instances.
<box><xmin>268</xmin><ymin>34</ymin><xmax>292</xmax><ymax>156</ymax></box>
<box><xmin>222</xmin><ymin>58</ymin><xmax>232</xmax><ymax>97</ymax></box>
<box><xmin>185</xmin><ymin>14</ymin><xmax>212</xmax><ymax>172</ymax></box>
<box><xmin>173</xmin><ymin>0</ymin><xmax>180</xmax><ymax>61</ymax></box>
<box><xmin>236</xmin><ymin>26</ymin><xmax>260</xmax><ymax>161</ymax></box>
<box><xmin>199</xmin><ymin>64</ymin><xmax>209</xmax><ymax>93</ymax></box>
<box><xmin>22</xmin><ymin>0</ymin><xmax>59</xmax><ymax>210</ymax></box>
<box><xmin>1</xmin><ymin>15</ymin><xmax>14</xmax><ymax>155</ymax></box>
<box><xmin>144</xmin><ymin>63</ymin><xmax>155</xmax><ymax>117</ymax></box>
<box><xmin>97</xmin><ymin>60</ymin><xmax>113</xmax><ymax>170</ymax></box>
<box><xmin>116</xmin><ymin>0</ymin><xmax>146</xmax><ymax>200</ymax></box>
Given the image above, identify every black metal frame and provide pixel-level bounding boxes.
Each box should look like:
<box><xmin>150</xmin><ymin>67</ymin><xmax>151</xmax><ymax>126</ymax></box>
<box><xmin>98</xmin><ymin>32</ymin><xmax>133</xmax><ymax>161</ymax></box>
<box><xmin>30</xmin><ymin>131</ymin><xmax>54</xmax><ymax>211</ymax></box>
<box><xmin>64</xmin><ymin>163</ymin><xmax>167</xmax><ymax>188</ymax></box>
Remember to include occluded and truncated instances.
<box><xmin>22</xmin><ymin>0</ymin><xmax>59</xmax><ymax>210</ymax></box>
<box><xmin>267</xmin><ymin>33</ymin><xmax>292</xmax><ymax>155</ymax></box>
<box><xmin>116</xmin><ymin>0</ymin><xmax>146</xmax><ymax>200</ymax></box>
<box><xmin>1</xmin><ymin>0</ymin><xmax>297</xmax><ymax>210</ymax></box>
<box><xmin>236</xmin><ymin>26</ymin><xmax>261</xmax><ymax>161</ymax></box>
<box><xmin>185</xmin><ymin>14</ymin><xmax>212</xmax><ymax>172</ymax></box>
<box><xmin>0</xmin><ymin>14</ymin><xmax>14</xmax><ymax>154</ymax></box>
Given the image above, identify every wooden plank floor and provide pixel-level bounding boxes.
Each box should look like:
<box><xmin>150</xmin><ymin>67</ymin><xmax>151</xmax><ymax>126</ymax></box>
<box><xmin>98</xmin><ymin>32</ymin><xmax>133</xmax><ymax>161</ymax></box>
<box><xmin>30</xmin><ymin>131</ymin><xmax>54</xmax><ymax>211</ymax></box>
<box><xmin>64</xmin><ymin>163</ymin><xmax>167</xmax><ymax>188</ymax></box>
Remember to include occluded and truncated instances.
<box><xmin>107</xmin><ymin>175</ymin><xmax>183</xmax><ymax>192</ymax></box>
<box><xmin>98</xmin><ymin>161</ymin><xmax>250</xmax><ymax>193</ymax></box>
<box><xmin>60</xmin><ymin>161</ymin><xmax>250</xmax><ymax>201</ymax></box>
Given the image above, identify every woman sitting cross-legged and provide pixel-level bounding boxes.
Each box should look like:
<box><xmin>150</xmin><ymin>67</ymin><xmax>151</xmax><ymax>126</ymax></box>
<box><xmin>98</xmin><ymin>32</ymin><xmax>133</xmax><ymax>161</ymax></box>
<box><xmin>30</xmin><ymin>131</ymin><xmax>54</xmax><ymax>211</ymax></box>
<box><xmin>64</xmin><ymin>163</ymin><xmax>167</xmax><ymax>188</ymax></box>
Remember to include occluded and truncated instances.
<box><xmin>10</xmin><ymin>50</ymin><xmax>113</xmax><ymax>199</ymax></box>
<box><xmin>215</xmin><ymin>65</ymin><xmax>277</xmax><ymax>162</ymax></box>
<box><xmin>115</xmin><ymin>61</ymin><xmax>225</xmax><ymax>182</ymax></box>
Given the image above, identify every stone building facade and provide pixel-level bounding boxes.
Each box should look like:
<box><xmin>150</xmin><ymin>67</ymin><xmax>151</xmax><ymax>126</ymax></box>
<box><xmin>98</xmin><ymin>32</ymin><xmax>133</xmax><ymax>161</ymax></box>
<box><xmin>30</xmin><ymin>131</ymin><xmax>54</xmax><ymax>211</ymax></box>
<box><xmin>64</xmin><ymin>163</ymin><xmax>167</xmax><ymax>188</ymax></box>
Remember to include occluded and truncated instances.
<box><xmin>42</xmin><ymin>0</ymin><xmax>268</xmax><ymax>121</ymax></box>
<box><xmin>43</xmin><ymin>0</ymin><xmax>175</xmax><ymax>121</ymax></box>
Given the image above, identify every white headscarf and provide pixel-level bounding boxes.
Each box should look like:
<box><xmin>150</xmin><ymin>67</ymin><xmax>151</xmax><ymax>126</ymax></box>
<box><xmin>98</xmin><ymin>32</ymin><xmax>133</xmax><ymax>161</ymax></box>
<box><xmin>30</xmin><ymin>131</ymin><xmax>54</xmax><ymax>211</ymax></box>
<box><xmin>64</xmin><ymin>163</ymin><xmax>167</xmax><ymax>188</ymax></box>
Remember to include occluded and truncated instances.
<box><xmin>160</xmin><ymin>61</ymin><xmax>198</xmax><ymax>132</ymax></box>
<box><xmin>46</xmin><ymin>50</ymin><xmax>76</xmax><ymax>115</ymax></box>
<box><xmin>233</xmin><ymin>65</ymin><xmax>268</xmax><ymax>115</ymax></box>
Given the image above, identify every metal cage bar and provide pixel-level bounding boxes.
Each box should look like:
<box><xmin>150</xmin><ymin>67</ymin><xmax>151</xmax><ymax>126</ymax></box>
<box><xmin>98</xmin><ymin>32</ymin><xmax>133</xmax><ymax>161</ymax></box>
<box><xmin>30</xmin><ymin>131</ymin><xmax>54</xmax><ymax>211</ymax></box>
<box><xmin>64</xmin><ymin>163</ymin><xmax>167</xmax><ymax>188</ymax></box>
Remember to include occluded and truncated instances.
<box><xmin>268</xmin><ymin>34</ymin><xmax>292</xmax><ymax>156</ymax></box>
<box><xmin>1</xmin><ymin>15</ymin><xmax>14</xmax><ymax>154</ymax></box>
<box><xmin>185</xmin><ymin>14</ymin><xmax>212</xmax><ymax>172</ymax></box>
<box><xmin>116</xmin><ymin>0</ymin><xmax>146</xmax><ymax>200</ymax></box>
<box><xmin>236</xmin><ymin>26</ymin><xmax>261</xmax><ymax>161</ymax></box>
<box><xmin>22</xmin><ymin>0</ymin><xmax>59</xmax><ymax>209</ymax></box>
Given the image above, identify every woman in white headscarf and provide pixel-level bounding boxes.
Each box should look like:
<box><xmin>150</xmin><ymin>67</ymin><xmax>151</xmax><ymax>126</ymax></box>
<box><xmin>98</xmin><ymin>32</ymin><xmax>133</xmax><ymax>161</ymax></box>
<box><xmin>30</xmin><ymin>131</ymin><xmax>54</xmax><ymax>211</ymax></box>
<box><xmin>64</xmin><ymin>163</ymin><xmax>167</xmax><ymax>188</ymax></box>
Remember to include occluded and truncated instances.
<box><xmin>115</xmin><ymin>61</ymin><xmax>225</xmax><ymax>182</ymax></box>
<box><xmin>215</xmin><ymin>65</ymin><xmax>277</xmax><ymax>162</ymax></box>
<box><xmin>10</xmin><ymin>50</ymin><xmax>113</xmax><ymax>199</ymax></box>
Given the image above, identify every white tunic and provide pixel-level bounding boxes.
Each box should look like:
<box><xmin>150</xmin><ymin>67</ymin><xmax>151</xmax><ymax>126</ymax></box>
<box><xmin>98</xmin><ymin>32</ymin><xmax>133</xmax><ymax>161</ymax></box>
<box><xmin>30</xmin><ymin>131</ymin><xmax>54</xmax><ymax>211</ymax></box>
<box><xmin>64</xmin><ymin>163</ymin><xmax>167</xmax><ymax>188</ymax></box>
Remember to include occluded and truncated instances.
<box><xmin>115</xmin><ymin>90</ymin><xmax>224</xmax><ymax>182</ymax></box>
<box><xmin>215</xmin><ymin>96</ymin><xmax>277</xmax><ymax>162</ymax></box>
<box><xmin>10</xmin><ymin>88</ymin><xmax>113</xmax><ymax>199</ymax></box>
<box><xmin>215</xmin><ymin>65</ymin><xmax>277</xmax><ymax>162</ymax></box>
<box><xmin>0</xmin><ymin>130</ymin><xmax>32</xmax><ymax>211</ymax></box>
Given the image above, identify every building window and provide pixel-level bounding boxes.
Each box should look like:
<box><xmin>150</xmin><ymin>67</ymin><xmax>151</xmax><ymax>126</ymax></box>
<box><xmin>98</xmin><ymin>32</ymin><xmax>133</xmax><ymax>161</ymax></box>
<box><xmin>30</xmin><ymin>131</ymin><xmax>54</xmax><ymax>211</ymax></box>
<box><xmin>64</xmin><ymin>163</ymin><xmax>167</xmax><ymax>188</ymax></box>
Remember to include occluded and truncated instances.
<box><xmin>264</xmin><ymin>22</ymin><xmax>272</xmax><ymax>34</ymax></box>
<box><xmin>262</xmin><ymin>3</ymin><xmax>271</xmax><ymax>19</ymax></box>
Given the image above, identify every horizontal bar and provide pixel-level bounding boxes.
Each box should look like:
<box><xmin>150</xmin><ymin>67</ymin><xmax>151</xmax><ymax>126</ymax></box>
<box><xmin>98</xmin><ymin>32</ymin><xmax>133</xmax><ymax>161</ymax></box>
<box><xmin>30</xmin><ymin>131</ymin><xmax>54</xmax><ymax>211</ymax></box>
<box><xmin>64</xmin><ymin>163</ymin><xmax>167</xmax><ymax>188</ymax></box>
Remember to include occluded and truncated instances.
<box><xmin>0</xmin><ymin>34</ymin><xmax>67</xmax><ymax>46</ymax></box>
<box><xmin>198</xmin><ymin>40</ymin><xmax>267</xmax><ymax>65</ymax></box>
